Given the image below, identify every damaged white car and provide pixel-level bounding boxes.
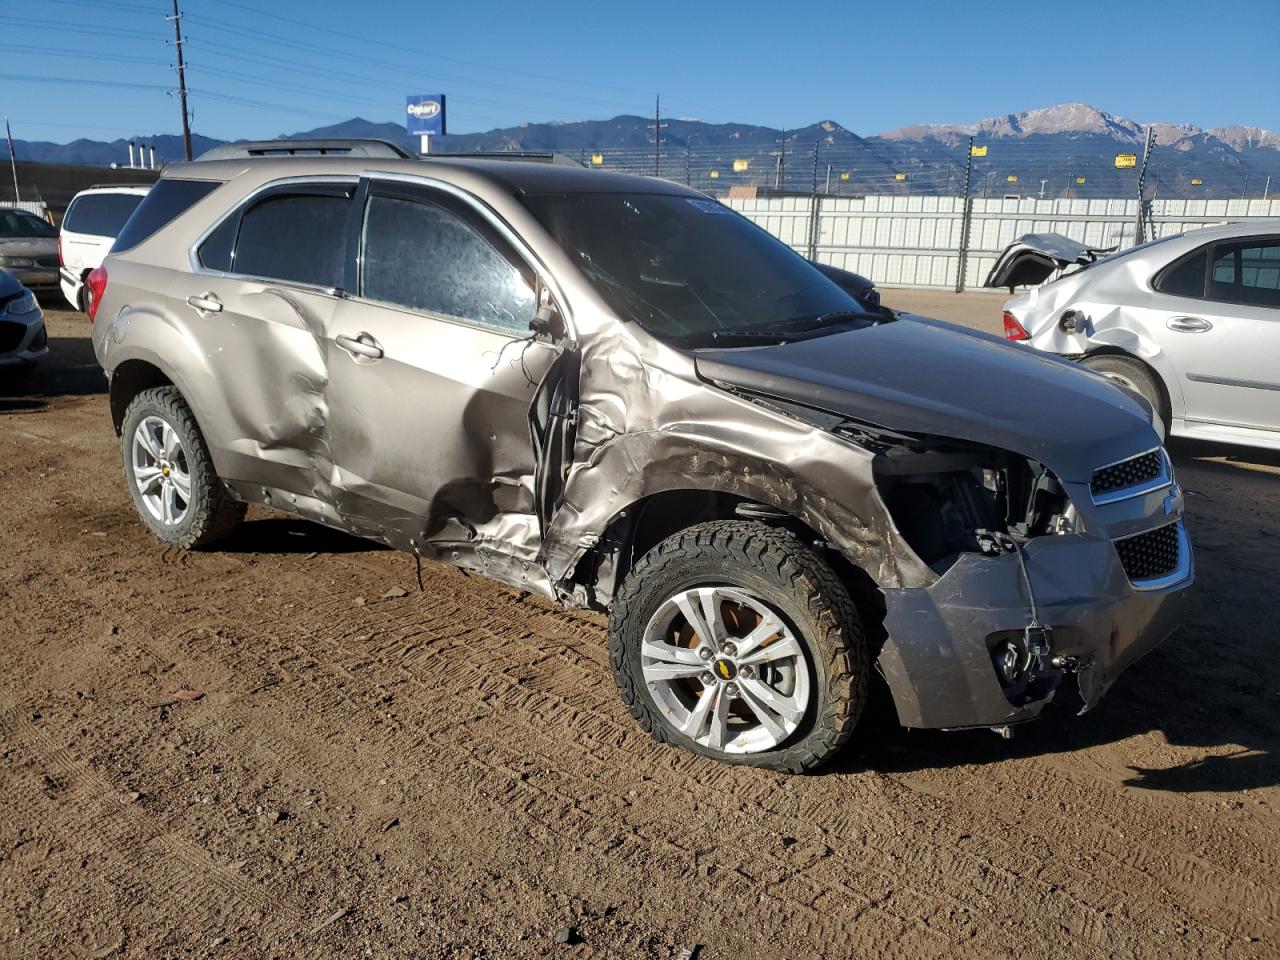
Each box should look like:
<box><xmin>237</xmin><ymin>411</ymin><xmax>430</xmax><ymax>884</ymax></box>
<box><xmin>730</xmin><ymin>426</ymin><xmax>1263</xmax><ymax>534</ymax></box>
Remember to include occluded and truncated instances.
<box><xmin>89</xmin><ymin>146</ymin><xmax>1193</xmax><ymax>771</ymax></box>
<box><xmin>996</xmin><ymin>222</ymin><xmax>1280</xmax><ymax>450</ymax></box>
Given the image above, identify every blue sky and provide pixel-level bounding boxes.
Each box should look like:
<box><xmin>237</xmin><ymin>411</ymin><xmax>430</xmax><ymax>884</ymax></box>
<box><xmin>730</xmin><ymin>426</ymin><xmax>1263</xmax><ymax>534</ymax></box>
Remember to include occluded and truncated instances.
<box><xmin>5</xmin><ymin>0</ymin><xmax>1278</xmax><ymax>143</ymax></box>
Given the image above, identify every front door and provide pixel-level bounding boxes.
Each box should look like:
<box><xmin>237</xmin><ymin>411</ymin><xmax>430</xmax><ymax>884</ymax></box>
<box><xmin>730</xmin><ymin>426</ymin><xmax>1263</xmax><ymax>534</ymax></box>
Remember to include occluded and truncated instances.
<box><xmin>321</xmin><ymin>178</ymin><xmax>560</xmax><ymax>548</ymax></box>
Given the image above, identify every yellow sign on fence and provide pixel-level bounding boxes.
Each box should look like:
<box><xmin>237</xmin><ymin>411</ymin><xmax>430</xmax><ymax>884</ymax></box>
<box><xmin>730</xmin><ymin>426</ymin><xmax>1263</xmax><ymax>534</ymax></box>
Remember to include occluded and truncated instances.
<box><xmin>709</xmin><ymin>170</ymin><xmax>719</xmax><ymax>179</ymax></box>
<box><xmin>1191</xmin><ymin>178</ymin><xmax>1203</xmax><ymax>185</ymax></box>
<box><xmin>839</xmin><ymin>172</ymin><xmax>850</xmax><ymax>180</ymax></box>
<box><xmin>590</xmin><ymin>153</ymin><xmax>603</xmax><ymax>166</ymax></box>
<box><xmin>970</xmin><ymin>144</ymin><xmax>988</xmax><ymax>157</ymax></box>
<box><xmin>732</xmin><ymin>158</ymin><xmax>750</xmax><ymax>172</ymax></box>
<box><xmin>894</xmin><ymin>173</ymin><xmax>907</xmax><ymax>181</ymax></box>
<box><xmin>1114</xmin><ymin>154</ymin><xmax>1137</xmax><ymax>169</ymax></box>
<box><xmin>1006</xmin><ymin>174</ymin><xmax>1018</xmax><ymax>182</ymax></box>
<box><xmin>1076</xmin><ymin>177</ymin><xmax>1087</xmax><ymax>184</ymax></box>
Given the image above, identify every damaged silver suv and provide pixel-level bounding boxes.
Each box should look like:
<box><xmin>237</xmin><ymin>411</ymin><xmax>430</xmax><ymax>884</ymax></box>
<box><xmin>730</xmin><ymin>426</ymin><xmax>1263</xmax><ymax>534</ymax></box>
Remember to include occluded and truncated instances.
<box><xmin>90</xmin><ymin>152</ymin><xmax>1192</xmax><ymax>771</ymax></box>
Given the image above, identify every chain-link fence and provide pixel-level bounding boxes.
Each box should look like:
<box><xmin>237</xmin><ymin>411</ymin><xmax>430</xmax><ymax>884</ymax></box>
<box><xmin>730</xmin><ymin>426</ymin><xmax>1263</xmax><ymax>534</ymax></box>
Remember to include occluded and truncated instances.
<box><xmin>571</xmin><ymin>139</ymin><xmax>1280</xmax><ymax>291</ymax></box>
<box><xmin>574</xmin><ymin>139</ymin><xmax>1277</xmax><ymax>202</ymax></box>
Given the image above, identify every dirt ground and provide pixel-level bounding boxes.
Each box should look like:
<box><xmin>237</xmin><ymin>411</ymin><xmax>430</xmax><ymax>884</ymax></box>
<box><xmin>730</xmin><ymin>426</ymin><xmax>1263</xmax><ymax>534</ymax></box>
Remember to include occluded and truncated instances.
<box><xmin>1</xmin><ymin>296</ymin><xmax>1277</xmax><ymax>960</ymax></box>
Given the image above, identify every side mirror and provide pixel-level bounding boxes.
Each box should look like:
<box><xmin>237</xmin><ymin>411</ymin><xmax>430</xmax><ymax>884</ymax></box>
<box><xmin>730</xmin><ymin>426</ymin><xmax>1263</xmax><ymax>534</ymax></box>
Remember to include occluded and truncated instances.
<box><xmin>530</xmin><ymin>286</ymin><xmax>565</xmax><ymax>340</ymax></box>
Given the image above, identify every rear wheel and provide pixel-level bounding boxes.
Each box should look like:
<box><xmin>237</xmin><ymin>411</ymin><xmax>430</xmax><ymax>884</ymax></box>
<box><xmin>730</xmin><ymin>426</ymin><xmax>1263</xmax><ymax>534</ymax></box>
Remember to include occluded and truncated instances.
<box><xmin>608</xmin><ymin>520</ymin><xmax>867</xmax><ymax>773</ymax></box>
<box><xmin>121</xmin><ymin>386</ymin><xmax>245</xmax><ymax>548</ymax></box>
<box><xmin>1083</xmin><ymin>354</ymin><xmax>1170</xmax><ymax>433</ymax></box>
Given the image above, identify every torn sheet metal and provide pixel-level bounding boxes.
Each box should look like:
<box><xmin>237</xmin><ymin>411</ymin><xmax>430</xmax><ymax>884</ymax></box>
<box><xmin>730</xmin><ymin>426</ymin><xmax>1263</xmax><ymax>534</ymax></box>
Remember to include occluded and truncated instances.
<box><xmin>984</xmin><ymin>232</ymin><xmax>1114</xmax><ymax>290</ymax></box>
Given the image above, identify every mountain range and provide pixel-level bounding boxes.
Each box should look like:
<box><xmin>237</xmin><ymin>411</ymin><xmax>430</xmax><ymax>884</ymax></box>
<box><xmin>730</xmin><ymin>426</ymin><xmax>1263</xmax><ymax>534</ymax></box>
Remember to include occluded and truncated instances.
<box><xmin>10</xmin><ymin>103</ymin><xmax>1280</xmax><ymax>199</ymax></box>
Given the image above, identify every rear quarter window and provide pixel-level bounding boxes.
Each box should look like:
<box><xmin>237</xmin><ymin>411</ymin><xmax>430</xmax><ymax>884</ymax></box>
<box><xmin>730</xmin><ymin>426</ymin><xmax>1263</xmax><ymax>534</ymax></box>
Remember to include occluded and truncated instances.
<box><xmin>111</xmin><ymin>178</ymin><xmax>221</xmax><ymax>253</ymax></box>
<box><xmin>63</xmin><ymin>193</ymin><xmax>146</xmax><ymax>238</ymax></box>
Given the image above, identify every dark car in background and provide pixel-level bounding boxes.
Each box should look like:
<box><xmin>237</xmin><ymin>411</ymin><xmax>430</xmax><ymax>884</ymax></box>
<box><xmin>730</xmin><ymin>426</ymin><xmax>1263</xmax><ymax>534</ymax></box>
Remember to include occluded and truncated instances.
<box><xmin>0</xmin><ymin>267</ymin><xmax>49</xmax><ymax>383</ymax></box>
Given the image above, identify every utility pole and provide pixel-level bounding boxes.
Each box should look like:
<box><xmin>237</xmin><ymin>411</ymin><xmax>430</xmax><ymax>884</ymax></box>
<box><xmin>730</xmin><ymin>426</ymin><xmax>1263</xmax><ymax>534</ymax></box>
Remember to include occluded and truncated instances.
<box><xmin>1265</xmin><ymin>175</ymin><xmax>1272</xmax><ymax>200</ymax></box>
<box><xmin>167</xmin><ymin>0</ymin><xmax>193</xmax><ymax>160</ymax></box>
<box><xmin>648</xmin><ymin>95</ymin><xmax>666</xmax><ymax>178</ymax></box>
<box><xmin>1039</xmin><ymin>178</ymin><xmax>1048</xmax><ymax>200</ymax></box>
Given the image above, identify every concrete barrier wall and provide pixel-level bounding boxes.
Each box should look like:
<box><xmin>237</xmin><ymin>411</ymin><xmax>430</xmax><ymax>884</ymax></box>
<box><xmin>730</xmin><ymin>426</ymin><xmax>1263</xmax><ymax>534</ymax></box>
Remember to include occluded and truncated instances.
<box><xmin>725</xmin><ymin>195</ymin><xmax>1280</xmax><ymax>289</ymax></box>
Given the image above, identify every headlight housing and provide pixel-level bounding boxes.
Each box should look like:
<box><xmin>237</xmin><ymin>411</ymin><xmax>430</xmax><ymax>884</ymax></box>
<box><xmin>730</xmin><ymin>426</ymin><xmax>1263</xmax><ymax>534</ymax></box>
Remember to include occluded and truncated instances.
<box><xmin>3</xmin><ymin>289</ymin><xmax>37</xmax><ymax>315</ymax></box>
<box><xmin>869</xmin><ymin>438</ymin><xmax>1078</xmax><ymax>575</ymax></box>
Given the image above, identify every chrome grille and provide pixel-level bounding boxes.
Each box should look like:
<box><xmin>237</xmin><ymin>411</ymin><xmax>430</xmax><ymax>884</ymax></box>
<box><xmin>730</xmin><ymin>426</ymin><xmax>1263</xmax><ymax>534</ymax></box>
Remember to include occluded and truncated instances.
<box><xmin>1114</xmin><ymin>522</ymin><xmax>1181</xmax><ymax>583</ymax></box>
<box><xmin>1092</xmin><ymin>450</ymin><xmax>1163</xmax><ymax>497</ymax></box>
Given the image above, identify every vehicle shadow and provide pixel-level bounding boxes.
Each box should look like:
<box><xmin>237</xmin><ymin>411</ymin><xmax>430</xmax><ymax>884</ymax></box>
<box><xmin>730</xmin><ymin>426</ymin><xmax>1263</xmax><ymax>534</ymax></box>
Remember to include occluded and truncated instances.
<box><xmin>217</xmin><ymin>516</ymin><xmax>388</xmax><ymax>555</ymax></box>
<box><xmin>0</xmin><ymin>333</ymin><xmax>107</xmax><ymax>411</ymax></box>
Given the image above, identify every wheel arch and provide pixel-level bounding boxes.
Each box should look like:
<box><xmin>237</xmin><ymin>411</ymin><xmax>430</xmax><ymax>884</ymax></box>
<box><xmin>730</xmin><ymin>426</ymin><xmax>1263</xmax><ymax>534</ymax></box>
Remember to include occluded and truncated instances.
<box><xmin>577</xmin><ymin>487</ymin><xmax>887</xmax><ymax>627</ymax></box>
<box><xmin>109</xmin><ymin>359</ymin><xmax>174</xmax><ymax>434</ymax></box>
<box><xmin>1081</xmin><ymin>344</ymin><xmax>1178</xmax><ymax>421</ymax></box>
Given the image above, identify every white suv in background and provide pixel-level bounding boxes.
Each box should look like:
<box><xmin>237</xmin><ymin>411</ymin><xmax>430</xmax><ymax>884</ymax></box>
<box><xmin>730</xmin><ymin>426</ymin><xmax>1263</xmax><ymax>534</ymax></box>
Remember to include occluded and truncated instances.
<box><xmin>59</xmin><ymin>185</ymin><xmax>149</xmax><ymax>310</ymax></box>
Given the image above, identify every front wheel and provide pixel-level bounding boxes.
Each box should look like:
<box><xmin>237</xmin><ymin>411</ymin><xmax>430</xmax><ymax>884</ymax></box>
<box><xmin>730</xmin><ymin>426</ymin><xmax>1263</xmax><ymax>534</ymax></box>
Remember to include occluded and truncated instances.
<box><xmin>121</xmin><ymin>386</ymin><xmax>245</xmax><ymax>548</ymax></box>
<box><xmin>608</xmin><ymin>521</ymin><xmax>868</xmax><ymax>773</ymax></box>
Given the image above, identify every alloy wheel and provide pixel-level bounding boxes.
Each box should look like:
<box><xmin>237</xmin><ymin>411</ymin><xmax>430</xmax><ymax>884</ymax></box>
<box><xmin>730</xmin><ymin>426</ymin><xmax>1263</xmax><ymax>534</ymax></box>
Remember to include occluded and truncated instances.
<box><xmin>640</xmin><ymin>586</ymin><xmax>811</xmax><ymax>755</ymax></box>
<box><xmin>131</xmin><ymin>415</ymin><xmax>191</xmax><ymax>526</ymax></box>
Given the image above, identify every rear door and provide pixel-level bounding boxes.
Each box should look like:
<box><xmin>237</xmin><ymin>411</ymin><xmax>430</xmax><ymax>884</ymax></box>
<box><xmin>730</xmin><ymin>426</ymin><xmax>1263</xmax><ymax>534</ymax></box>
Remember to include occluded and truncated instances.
<box><xmin>1153</xmin><ymin>236</ymin><xmax>1280</xmax><ymax>430</ymax></box>
<box><xmin>181</xmin><ymin>179</ymin><xmax>354</xmax><ymax>496</ymax></box>
<box><xmin>321</xmin><ymin>177</ymin><xmax>561</xmax><ymax>544</ymax></box>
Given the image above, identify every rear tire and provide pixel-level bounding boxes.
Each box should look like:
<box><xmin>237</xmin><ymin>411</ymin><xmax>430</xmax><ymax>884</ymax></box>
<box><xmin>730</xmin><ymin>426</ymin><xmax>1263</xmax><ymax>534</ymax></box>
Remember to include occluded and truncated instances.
<box><xmin>121</xmin><ymin>386</ymin><xmax>245</xmax><ymax>548</ymax></box>
<box><xmin>608</xmin><ymin>520</ymin><xmax>867</xmax><ymax>773</ymax></box>
<box><xmin>1083</xmin><ymin>354</ymin><xmax>1171</xmax><ymax>433</ymax></box>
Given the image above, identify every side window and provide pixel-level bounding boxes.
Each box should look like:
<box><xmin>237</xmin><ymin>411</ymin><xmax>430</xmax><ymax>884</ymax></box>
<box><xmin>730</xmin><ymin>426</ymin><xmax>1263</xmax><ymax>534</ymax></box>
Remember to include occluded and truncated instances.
<box><xmin>359</xmin><ymin>190</ymin><xmax>535</xmax><ymax>333</ymax></box>
<box><xmin>197</xmin><ymin>215</ymin><xmax>238</xmax><ymax>272</ymax></box>
<box><xmin>230</xmin><ymin>190</ymin><xmax>351</xmax><ymax>288</ymax></box>
<box><xmin>1155</xmin><ymin>249</ymin><xmax>1207</xmax><ymax>299</ymax></box>
<box><xmin>1209</xmin><ymin>240</ymin><xmax>1280</xmax><ymax>309</ymax></box>
<box><xmin>63</xmin><ymin>193</ymin><xmax>145</xmax><ymax>237</ymax></box>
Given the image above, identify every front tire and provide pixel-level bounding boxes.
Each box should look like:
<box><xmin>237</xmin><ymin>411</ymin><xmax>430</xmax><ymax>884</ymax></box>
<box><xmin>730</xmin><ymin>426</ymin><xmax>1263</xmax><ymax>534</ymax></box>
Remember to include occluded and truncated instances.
<box><xmin>608</xmin><ymin>521</ymin><xmax>868</xmax><ymax>773</ymax></box>
<box><xmin>120</xmin><ymin>386</ymin><xmax>245</xmax><ymax>548</ymax></box>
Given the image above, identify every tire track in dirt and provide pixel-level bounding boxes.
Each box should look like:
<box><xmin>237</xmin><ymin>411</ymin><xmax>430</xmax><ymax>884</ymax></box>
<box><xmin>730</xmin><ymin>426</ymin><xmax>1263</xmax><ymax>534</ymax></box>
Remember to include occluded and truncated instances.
<box><xmin>0</xmin><ymin>697</ymin><xmax>332</xmax><ymax>959</ymax></box>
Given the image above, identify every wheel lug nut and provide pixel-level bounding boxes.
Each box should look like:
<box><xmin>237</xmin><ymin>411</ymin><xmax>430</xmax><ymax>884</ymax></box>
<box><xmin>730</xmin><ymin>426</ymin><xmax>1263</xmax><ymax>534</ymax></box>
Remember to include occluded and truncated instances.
<box><xmin>701</xmin><ymin>672</ymin><xmax>716</xmax><ymax>686</ymax></box>
<box><xmin>698</xmin><ymin>647</ymin><xmax>713</xmax><ymax>661</ymax></box>
<box><xmin>740</xmin><ymin>665</ymin><xmax>753</xmax><ymax>679</ymax></box>
<box><xmin>722</xmin><ymin>642</ymin><xmax>737</xmax><ymax>657</ymax></box>
<box><xmin>725</xmin><ymin>683</ymin><xmax>739</xmax><ymax>698</ymax></box>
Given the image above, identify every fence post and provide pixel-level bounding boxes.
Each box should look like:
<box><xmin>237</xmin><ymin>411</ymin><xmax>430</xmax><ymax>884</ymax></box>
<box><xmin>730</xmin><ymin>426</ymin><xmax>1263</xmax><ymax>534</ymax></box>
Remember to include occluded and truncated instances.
<box><xmin>807</xmin><ymin>140</ymin><xmax>821</xmax><ymax>260</ymax></box>
<box><xmin>955</xmin><ymin>137</ymin><xmax>975</xmax><ymax>293</ymax></box>
<box><xmin>1134</xmin><ymin>126</ymin><xmax>1156</xmax><ymax>245</ymax></box>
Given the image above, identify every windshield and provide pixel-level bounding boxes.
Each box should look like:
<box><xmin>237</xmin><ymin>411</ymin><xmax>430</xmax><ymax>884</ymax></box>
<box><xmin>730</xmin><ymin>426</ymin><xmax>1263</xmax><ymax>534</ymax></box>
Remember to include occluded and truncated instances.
<box><xmin>522</xmin><ymin>192</ymin><xmax>868</xmax><ymax>345</ymax></box>
<box><xmin>0</xmin><ymin>209</ymin><xmax>56</xmax><ymax>238</ymax></box>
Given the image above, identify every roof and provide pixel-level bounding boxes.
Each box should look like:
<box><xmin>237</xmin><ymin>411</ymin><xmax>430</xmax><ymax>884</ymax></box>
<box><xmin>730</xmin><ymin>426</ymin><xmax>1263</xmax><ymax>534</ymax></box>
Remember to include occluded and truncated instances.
<box><xmin>162</xmin><ymin>154</ymin><xmax>705</xmax><ymax>198</ymax></box>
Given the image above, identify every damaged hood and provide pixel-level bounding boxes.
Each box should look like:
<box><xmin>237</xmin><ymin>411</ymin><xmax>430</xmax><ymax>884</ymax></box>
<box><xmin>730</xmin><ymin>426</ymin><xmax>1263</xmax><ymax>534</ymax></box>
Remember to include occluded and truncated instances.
<box><xmin>693</xmin><ymin>316</ymin><xmax>1156</xmax><ymax>482</ymax></box>
<box><xmin>984</xmin><ymin>232</ymin><xmax>1112</xmax><ymax>290</ymax></box>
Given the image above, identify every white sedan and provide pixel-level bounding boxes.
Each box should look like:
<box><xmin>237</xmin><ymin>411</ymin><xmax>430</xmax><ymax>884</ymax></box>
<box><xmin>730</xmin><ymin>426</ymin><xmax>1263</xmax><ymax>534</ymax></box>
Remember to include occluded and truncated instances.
<box><xmin>998</xmin><ymin>220</ymin><xmax>1280</xmax><ymax>450</ymax></box>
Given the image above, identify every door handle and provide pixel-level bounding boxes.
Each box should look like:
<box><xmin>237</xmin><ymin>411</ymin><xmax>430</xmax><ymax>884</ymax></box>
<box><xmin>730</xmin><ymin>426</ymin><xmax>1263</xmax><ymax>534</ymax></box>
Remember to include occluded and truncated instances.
<box><xmin>335</xmin><ymin>332</ymin><xmax>384</xmax><ymax>361</ymax></box>
<box><xmin>1166</xmin><ymin>315</ymin><xmax>1212</xmax><ymax>333</ymax></box>
<box><xmin>185</xmin><ymin>292</ymin><xmax>223</xmax><ymax>314</ymax></box>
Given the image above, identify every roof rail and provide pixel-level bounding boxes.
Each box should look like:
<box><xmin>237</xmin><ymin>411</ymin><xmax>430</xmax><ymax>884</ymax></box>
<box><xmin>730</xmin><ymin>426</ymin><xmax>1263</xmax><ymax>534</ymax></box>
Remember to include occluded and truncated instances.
<box><xmin>86</xmin><ymin>182</ymin><xmax>155</xmax><ymax>190</ymax></box>
<box><xmin>426</xmin><ymin>151</ymin><xmax>585</xmax><ymax>167</ymax></box>
<box><xmin>195</xmin><ymin>138</ymin><xmax>414</xmax><ymax>161</ymax></box>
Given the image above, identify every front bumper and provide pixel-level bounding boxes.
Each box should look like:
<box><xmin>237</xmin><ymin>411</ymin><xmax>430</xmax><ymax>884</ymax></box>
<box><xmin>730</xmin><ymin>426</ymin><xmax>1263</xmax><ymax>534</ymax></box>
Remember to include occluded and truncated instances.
<box><xmin>8</xmin><ymin>267</ymin><xmax>58</xmax><ymax>290</ymax></box>
<box><xmin>877</xmin><ymin>531</ymin><xmax>1192</xmax><ymax>729</ymax></box>
<box><xmin>0</xmin><ymin>309</ymin><xmax>50</xmax><ymax>368</ymax></box>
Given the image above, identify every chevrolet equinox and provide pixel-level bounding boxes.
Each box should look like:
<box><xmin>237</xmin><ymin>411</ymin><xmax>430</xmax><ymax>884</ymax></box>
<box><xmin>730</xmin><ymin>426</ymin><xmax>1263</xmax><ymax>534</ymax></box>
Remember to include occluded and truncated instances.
<box><xmin>88</xmin><ymin>152</ymin><xmax>1193</xmax><ymax>771</ymax></box>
